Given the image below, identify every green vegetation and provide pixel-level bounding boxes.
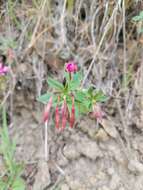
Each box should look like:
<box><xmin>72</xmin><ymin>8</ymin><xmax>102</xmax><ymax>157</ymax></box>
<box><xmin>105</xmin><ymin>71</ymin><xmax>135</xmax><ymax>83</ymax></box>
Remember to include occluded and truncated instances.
<box><xmin>0</xmin><ymin>107</ymin><xmax>25</xmax><ymax>190</ymax></box>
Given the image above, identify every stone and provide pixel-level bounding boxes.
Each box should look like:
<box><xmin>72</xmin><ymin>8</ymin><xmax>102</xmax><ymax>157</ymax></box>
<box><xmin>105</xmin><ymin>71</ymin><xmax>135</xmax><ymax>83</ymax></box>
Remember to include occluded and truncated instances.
<box><xmin>128</xmin><ymin>159</ymin><xmax>143</xmax><ymax>173</ymax></box>
<box><xmin>66</xmin><ymin>177</ymin><xmax>85</xmax><ymax>190</ymax></box>
<box><xmin>109</xmin><ymin>173</ymin><xmax>121</xmax><ymax>190</ymax></box>
<box><xmin>89</xmin><ymin>176</ymin><xmax>97</xmax><ymax>186</ymax></box>
<box><xmin>77</xmin><ymin>137</ymin><xmax>103</xmax><ymax>160</ymax></box>
<box><xmin>79</xmin><ymin>118</ymin><xmax>99</xmax><ymax>140</ymax></box>
<box><xmin>95</xmin><ymin>128</ymin><xmax>109</xmax><ymax>141</ymax></box>
<box><xmin>100</xmin><ymin>118</ymin><xmax>118</xmax><ymax>138</ymax></box>
<box><xmin>63</xmin><ymin>143</ymin><xmax>80</xmax><ymax>160</ymax></box>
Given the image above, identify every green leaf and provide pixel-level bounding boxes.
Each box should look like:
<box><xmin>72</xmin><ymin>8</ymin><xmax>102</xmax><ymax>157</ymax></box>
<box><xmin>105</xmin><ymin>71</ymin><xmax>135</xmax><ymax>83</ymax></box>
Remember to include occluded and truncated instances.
<box><xmin>47</xmin><ymin>77</ymin><xmax>63</xmax><ymax>90</ymax></box>
<box><xmin>73</xmin><ymin>72</ymin><xmax>82</xmax><ymax>83</ymax></box>
<box><xmin>87</xmin><ymin>87</ymin><xmax>94</xmax><ymax>97</ymax></box>
<box><xmin>0</xmin><ymin>179</ymin><xmax>8</xmax><ymax>190</ymax></box>
<box><xmin>68</xmin><ymin>80</ymin><xmax>79</xmax><ymax>90</ymax></box>
<box><xmin>132</xmin><ymin>11</ymin><xmax>143</xmax><ymax>21</ymax></box>
<box><xmin>12</xmin><ymin>178</ymin><xmax>25</xmax><ymax>190</ymax></box>
<box><xmin>76</xmin><ymin>101</ymin><xmax>88</xmax><ymax>114</ymax></box>
<box><xmin>94</xmin><ymin>91</ymin><xmax>108</xmax><ymax>102</ymax></box>
<box><xmin>37</xmin><ymin>92</ymin><xmax>53</xmax><ymax>104</ymax></box>
<box><xmin>68</xmin><ymin>73</ymin><xmax>82</xmax><ymax>90</ymax></box>
<box><xmin>75</xmin><ymin>91</ymin><xmax>86</xmax><ymax>102</ymax></box>
<box><xmin>37</xmin><ymin>92</ymin><xmax>59</xmax><ymax>108</ymax></box>
<box><xmin>15</xmin><ymin>164</ymin><xmax>24</xmax><ymax>175</ymax></box>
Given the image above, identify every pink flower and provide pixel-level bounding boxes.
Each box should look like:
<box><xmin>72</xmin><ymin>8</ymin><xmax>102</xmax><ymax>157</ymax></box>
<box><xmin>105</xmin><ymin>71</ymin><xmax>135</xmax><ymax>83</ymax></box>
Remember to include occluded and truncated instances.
<box><xmin>65</xmin><ymin>61</ymin><xmax>78</xmax><ymax>73</ymax></box>
<box><xmin>43</xmin><ymin>97</ymin><xmax>52</xmax><ymax>123</ymax></box>
<box><xmin>0</xmin><ymin>63</ymin><xmax>9</xmax><ymax>75</ymax></box>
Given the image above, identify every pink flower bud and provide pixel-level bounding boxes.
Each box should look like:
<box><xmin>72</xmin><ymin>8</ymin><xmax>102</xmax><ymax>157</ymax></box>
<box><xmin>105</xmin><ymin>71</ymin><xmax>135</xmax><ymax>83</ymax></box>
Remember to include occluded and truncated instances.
<box><xmin>70</xmin><ymin>96</ymin><xmax>75</xmax><ymax>128</ymax></box>
<box><xmin>65</xmin><ymin>61</ymin><xmax>78</xmax><ymax>73</ymax></box>
<box><xmin>92</xmin><ymin>104</ymin><xmax>104</xmax><ymax>122</ymax></box>
<box><xmin>61</xmin><ymin>98</ymin><xmax>67</xmax><ymax>130</ymax></box>
<box><xmin>55</xmin><ymin>105</ymin><xmax>60</xmax><ymax>129</ymax></box>
<box><xmin>43</xmin><ymin>97</ymin><xmax>52</xmax><ymax>123</ymax></box>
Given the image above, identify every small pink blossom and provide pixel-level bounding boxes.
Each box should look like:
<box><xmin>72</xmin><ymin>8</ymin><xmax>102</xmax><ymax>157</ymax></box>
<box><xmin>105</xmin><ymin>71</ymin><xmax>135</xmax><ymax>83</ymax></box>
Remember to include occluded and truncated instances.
<box><xmin>65</xmin><ymin>61</ymin><xmax>78</xmax><ymax>73</ymax></box>
<box><xmin>0</xmin><ymin>63</ymin><xmax>9</xmax><ymax>75</ymax></box>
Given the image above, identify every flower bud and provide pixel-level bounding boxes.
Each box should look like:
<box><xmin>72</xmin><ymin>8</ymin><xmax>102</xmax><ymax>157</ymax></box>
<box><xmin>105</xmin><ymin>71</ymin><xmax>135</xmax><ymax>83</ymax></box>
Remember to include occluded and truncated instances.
<box><xmin>43</xmin><ymin>97</ymin><xmax>52</xmax><ymax>123</ymax></box>
<box><xmin>70</xmin><ymin>96</ymin><xmax>75</xmax><ymax>128</ymax></box>
<box><xmin>92</xmin><ymin>104</ymin><xmax>104</xmax><ymax>122</ymax></box>
<box><xmin>61</xmin><ymin>98</ymin><xmax>67</xmax><ymax>130</ymax></box>
<box><xmin>55</xmin><ymin>105</ymin><xmax>60</xmax><ymax>129</ymax></box>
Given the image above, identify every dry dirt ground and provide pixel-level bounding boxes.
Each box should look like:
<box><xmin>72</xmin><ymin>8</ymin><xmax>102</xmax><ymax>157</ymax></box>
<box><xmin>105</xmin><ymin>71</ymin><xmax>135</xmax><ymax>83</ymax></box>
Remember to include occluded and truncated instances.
<box><xmin>1</xmin><ymin>0</ymin><xmax>143</xmax><ymax>190</ymax></box>
<box><xmin>10</xmin><ymin>89</ymin><xmax>143</xmax><ymax>190</ymax></box>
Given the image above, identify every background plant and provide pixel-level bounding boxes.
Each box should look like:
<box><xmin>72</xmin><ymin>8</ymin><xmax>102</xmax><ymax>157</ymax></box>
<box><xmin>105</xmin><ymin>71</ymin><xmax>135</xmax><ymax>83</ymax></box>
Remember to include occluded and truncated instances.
<box><xmin>0</xmin><ymin>107</ymin><xmax>25</xmax><ymax>190</ymax></box>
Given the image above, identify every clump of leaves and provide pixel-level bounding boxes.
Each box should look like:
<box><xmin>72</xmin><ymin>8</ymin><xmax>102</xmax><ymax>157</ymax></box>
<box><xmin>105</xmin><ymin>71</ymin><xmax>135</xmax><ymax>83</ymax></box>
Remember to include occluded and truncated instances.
<box><xmin>38</xmin><ymin>61</ymin><xmax>108</xmax><ymax>130</ymax></box>
<box><xmin>0</xmin><ymin>107</ymin><xmax>25</xmax><ymax>190</ymax></box>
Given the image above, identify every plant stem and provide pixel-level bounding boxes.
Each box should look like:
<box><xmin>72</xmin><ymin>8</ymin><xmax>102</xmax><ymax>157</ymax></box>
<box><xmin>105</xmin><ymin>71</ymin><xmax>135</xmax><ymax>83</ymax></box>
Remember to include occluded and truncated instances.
<box><xmin>45</xmin><ymin>121</ymin><xmax>48</xmax><ymax>162</ymax></box>
<box><xmin>69</xmin><ymin>73</ymin><xmax>71</xmax><ymax>80</ymax></box>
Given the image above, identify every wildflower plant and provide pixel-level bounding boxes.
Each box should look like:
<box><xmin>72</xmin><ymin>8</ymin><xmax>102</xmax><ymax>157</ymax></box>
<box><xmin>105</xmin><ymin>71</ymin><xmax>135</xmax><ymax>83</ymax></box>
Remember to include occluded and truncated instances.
<box><xmin>38</xmin><ymin>61</ymin><xmax>107</xmax><ymax>130</ymax></box>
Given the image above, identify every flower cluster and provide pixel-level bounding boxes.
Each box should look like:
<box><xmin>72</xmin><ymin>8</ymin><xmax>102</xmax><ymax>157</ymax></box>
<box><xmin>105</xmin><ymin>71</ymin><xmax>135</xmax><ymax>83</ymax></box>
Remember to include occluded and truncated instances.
<box><xmin>0</xmin><ymin>63</ymin><xmax>9</xmax><ymax>76</ymax></box>
<box><xmin>43</xmin><ymin>96</ymin><xmax>75</xmax><ymax>131</ymax></box>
